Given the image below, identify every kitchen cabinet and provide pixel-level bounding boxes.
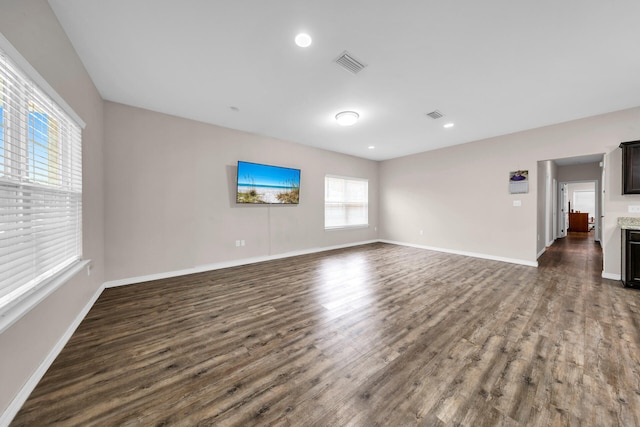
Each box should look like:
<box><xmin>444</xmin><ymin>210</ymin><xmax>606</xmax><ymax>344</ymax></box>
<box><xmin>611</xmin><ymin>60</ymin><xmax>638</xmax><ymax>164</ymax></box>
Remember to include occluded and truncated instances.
<box><xmin>622</xmin><ymin>229</ymin><xmax>640</xmax><ymax>287</ymax></box>
<box><xmin>620</xmin><ymin>140</ymin><xmax>640</xmax><ymax>194</ymax></box>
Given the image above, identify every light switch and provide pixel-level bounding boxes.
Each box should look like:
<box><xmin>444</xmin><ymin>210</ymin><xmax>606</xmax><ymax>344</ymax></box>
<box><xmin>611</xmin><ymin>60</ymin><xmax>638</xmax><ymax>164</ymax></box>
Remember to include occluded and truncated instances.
<box><xmin>513</xmin><ymin>200</ymin><xmax>522</xmax><ymax>207</ymax></box>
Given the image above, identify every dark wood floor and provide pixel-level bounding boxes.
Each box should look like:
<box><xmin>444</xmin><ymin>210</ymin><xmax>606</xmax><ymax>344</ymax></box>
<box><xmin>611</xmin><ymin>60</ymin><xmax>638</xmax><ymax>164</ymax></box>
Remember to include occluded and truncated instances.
<box><xmin>11</xmin><ymin>234</ymin><xmax>640</xmax><ymax>426</ymax></box>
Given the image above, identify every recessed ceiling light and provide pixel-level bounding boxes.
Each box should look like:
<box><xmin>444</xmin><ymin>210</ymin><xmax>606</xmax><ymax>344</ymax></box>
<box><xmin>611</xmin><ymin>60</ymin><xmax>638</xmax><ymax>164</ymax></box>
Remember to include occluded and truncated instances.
<box><xmin>444</xmin><ymin>122</ymin><xmax>454</xmax><ymax>128</ymax></box>
<box><xmin>335</xmin><ymin>111</ymin><xmax>359</xmax><ymax>126</ymax></box>
<box><xmin>295</xmin><ymin>33</ymin><xmax>312</xmax><ymax>48</ymax></box>
<box><xmin>368</xmin><ymin>146</ymin><xmax>375</xmax><ymax>150</ymax></box>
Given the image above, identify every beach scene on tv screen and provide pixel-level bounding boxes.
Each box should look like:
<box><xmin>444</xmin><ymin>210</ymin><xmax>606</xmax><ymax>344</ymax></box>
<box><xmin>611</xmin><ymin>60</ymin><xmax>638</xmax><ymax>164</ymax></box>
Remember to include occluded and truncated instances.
<box><xmin>237</xmin><ymin>162</ymin><xmax>300</xmax><ymax>204</ymax></box>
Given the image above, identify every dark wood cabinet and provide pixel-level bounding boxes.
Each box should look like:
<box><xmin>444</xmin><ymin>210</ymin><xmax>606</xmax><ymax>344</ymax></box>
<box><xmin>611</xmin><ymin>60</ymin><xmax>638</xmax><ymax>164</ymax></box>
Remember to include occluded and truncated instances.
<box><xmin>622</xmin><ymin>229</ymin><xmax>640</xmax><ymax>287</ymax></box>
<box><xmin>568</xmin><ymin>212</ymin><xmax>588</xmax><ymax>232</ymax></box>
<box><xmin>620</xmin><ymin>140</ymin><xmax>640</xmax><ymax>194</ymax></box>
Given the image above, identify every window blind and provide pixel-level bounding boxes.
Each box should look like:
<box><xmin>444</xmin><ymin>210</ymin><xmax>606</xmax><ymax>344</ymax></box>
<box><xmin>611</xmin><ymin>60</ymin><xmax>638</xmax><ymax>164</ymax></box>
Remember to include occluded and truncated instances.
<box><xmin>0</xmin><ymin>46</ymin><xmax>82</xmax><ymax>312</ymax></box>
<box><xmin>325</xmin><ymin>175</ymin><xmax>368</xmax><ymax>229</ymax></box>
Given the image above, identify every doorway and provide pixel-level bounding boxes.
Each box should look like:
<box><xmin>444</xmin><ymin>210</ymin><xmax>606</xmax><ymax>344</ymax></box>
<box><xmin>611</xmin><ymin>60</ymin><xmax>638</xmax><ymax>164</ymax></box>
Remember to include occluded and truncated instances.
<box><xmin>562</xmin><ymin>181</ymin><xmax>597</xmax><ymax>236</ymax></box>
<box><xmin>537</xmin><ymin>154</ymin><xmax>604</xmax><ymax>262</ymax></box>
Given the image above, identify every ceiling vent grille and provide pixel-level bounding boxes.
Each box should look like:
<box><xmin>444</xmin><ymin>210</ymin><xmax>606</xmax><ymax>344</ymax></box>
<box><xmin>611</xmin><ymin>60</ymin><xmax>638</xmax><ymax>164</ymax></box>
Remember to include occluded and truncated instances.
<box><xmin>426</xmin><ymin>110</ymin><xmax>444</xmax><ymax>119</ymax></box>
<box><xmin>335</xmin><ymin>51</ymin><xmax>366</xmax><ymax>74</ymax></box>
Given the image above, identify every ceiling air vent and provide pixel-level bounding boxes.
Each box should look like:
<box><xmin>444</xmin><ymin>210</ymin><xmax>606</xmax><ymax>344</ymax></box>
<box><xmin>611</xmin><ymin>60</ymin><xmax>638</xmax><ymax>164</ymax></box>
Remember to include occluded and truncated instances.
<box><xmin>335</xmin><ymin>51</ymin><xmax>366</xmax><ymax>74</ymax></box>
<box><xmin>426</xmin><ymin>110</ymin><xmax>444</xmax><ymax>119</ymax></box>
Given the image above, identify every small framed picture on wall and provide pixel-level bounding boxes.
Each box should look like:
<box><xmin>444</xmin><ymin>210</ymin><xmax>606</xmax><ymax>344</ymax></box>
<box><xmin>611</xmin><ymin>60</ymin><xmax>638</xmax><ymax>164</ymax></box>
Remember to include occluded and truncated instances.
<box><xmin>509</xmin><ymin>170</ymin><xmax>529</xmax><ymax>194</ymax></box>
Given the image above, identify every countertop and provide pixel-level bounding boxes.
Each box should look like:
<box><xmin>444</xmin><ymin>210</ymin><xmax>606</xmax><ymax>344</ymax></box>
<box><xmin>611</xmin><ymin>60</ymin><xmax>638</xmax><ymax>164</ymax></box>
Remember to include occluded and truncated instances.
<box><xmin>618</xmin><ymin>217</ymin><xmax>640</xmax><ymax>230</ymax></box>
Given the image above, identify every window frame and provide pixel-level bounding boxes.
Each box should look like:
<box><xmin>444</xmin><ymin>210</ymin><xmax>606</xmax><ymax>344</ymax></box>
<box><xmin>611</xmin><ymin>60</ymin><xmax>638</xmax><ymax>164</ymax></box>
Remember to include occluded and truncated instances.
<box><xmin>0</xmin><ymin>34</ymin><xmax>87</xmax><ymax>333</ymax></box>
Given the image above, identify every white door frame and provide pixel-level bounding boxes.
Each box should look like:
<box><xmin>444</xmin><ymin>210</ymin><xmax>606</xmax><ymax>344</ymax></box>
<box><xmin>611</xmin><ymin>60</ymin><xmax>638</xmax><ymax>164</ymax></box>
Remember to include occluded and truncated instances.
<box><xmin>559</xmin><ymin>182</ymin><xmax>568</xmax><ymax>238</ymax></box>
<box><xmin>552</xmin><ymin>178</ymin><xmax>558</xmax><ymax>240</ymax></box>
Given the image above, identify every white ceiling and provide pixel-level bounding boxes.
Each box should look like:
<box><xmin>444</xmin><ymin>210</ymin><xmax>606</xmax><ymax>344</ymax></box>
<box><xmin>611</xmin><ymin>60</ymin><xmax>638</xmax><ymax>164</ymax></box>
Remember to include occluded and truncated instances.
<box><xmin>48</xmin><ymin>0</ymin><xmax>640</xmax><ymax>161</ymax></box>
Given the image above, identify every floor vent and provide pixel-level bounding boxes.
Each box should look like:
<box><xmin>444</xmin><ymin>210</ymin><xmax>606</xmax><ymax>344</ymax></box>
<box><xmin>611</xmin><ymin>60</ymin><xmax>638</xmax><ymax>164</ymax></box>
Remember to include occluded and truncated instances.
<box><xmin>426</xmin><ymin>110</ymin><xmax>444</xmax><ymax>119</ymax></box>
<box><xmin>335</xmin><ymin>51</ymin><xmax>366</xmax><ymax>74</ymax></box>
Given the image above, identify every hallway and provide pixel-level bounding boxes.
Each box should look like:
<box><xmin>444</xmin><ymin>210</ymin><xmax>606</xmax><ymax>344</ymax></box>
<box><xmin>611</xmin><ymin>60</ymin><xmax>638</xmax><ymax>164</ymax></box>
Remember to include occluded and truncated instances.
<box><xmin>539</xmin><ymin>231</ymin><xmax>603</xmax><ymax>281</ymax></box>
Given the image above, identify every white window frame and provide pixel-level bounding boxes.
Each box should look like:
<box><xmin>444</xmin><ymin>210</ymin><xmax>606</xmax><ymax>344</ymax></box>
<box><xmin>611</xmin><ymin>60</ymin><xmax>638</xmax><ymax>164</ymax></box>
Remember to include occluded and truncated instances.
<box><xmin>0</xmin><ymin>34</ymin><xmax>87</xmax><ymax>333</ymax></box>
<box><xmin>324</xmin><ymin>174</ymin><xmax>369</xmax><ymax>230</ymax></box>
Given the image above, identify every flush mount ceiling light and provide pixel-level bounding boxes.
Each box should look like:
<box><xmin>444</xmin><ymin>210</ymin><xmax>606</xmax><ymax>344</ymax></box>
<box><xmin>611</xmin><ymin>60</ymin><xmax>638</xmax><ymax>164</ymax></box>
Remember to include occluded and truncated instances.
<box><xmin>335</xmin><ymin>111</ymin><xmax>359</xmax><ymax>126</ymax></box>
<box><xmin>295</xmin><ymin>33</ymin><xmax>312</xmax><ymax>47</ymax></box>
<box><xmin>443</xmin><ymin>122</ymin><xmax>454</xmax><ymax>128</ymax></box>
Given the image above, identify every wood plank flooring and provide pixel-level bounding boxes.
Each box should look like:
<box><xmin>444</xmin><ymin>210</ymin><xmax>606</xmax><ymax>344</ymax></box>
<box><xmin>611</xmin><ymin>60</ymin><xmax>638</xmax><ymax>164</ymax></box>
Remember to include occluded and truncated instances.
<box><xmin>11</xmin><ymin>234</ymin><xmax>640</xmax><ymax>426</ymax></box>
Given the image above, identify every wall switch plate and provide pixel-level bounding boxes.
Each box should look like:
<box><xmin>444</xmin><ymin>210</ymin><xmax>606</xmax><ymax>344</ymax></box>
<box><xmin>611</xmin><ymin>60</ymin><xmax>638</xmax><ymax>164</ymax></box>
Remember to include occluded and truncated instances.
<box><xmin>629</xmin><ymin>205</ymin><xmax>640</xmax><ymax>213</ymax></box>
<box><xmin>513</xmin><ymin>200</ymin><xmax>522</xmax><ymax>207</ymax></box>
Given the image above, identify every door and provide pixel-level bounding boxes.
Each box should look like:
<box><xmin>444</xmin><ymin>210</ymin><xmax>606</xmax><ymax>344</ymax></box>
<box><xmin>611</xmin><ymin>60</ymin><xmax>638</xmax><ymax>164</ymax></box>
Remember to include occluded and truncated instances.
<box><xmin>559</xmin><ymin>183</ymin><xmax>568</xmax><ymax>238</ymax></box>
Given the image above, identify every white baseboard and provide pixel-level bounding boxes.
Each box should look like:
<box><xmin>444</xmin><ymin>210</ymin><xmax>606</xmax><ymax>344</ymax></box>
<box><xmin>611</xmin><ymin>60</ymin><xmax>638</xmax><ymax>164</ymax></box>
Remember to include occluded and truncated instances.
<box><xmin>537</xmin><ymin>247</ymin><xmax>546</xmax><ymax>259</ymax></box>
<box><xmin>104</xmin><ymin>240</ymin><xmax>379</xmax><ymax>288</ymax></box>
<box><xmin>0</xmin><ymin>284</ymin><xmax>105</xmax><ymax>427</ymax></box>
<box><xmin>601</xmin><ymin>272</ymin><xmax>621</xmax><ymax>280</ymax></box>
<box><xmin>380</xmin><ymin>239</ymin><xmax>538</xmax><ymax>268</ymax></box>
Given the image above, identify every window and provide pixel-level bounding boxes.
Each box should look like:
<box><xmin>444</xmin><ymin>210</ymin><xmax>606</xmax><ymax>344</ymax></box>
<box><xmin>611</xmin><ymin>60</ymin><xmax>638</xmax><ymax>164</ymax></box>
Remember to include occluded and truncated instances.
<box><xmin>325</xmin><ymin>175</ymin><xmax>368</xmax><ymax>229</ymax></box>
<box><xmin>0</xmin><ymin>45</ymin><xmax>83</xmax><ymax>316</ymax></box>
<box><xmin>573</xmin><ymin>190</ymin><xmax>595</xmax><ymax>219</ymax></box>
<box><xmin>0</xmin><ymin>78</ymin><xmax>4</xmax><ymax>176</ymax></box>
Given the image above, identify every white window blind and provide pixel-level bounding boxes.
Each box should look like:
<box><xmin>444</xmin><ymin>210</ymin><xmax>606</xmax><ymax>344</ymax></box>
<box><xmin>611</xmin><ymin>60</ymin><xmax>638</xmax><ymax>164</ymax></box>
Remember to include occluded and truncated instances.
<box><xmin>0</xmin><ymin>46</ymin><xmax>83</xmax><ymax>313</ymax></box>
<box><xmin>325</xmin><ymin>175</ymin><xmax>368</xmax><ymax>229</ymax></box>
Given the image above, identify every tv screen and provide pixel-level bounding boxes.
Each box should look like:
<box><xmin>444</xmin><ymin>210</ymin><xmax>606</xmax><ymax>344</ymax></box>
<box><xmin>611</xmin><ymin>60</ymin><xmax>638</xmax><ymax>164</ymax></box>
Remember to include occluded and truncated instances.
<box><xmin>236</xmin><ymin>161</ymin><xmax>300</xmax><ymax>204</ymax></box>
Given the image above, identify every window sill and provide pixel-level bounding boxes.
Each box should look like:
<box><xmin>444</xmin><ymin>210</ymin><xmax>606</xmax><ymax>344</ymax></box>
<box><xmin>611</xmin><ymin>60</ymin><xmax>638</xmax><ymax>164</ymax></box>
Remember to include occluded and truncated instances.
<box><xmin>325</xmin><ymin>224</ymin><xmax>370</xmax><ymax>231</ymax></box>
<box><xmin>0</xmin><ymin>259</ymin><xmax>90</xmax><ymax>334</ymax></box>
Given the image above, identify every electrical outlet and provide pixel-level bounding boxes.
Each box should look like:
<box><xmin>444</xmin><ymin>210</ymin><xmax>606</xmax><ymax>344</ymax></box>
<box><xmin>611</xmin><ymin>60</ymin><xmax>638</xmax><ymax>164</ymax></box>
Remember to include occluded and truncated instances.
<box><xmin>629</xmin><ymin>205</ymin><xmax>640</xmax><ymax>213</ymax></box>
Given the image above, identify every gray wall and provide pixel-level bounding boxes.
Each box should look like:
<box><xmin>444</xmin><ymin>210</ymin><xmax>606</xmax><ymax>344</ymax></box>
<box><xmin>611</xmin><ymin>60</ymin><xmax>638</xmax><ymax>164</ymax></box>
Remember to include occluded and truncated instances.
<box><xmin>558</xmin><ymin>162</ymin><xmax>602</xmax><ymax>182</ymax></box>
<box><xmin>379</xmin><ymin>108</ymin><xmax>640</xmax><ymax>275</ymax></box>
<box><xmin>536</xmin><ymin>160</ymin><xmax>558</xmax><ymax>255</ymax></box>
<box><xmin>0</xmin><ymin>0</ymin><xmax>105</xmax><ymax>418</ymax></box>
<box><xmin>104</xmin><ymin>102</ymin><xmax>379</xmax><ymax>282</ymax></box>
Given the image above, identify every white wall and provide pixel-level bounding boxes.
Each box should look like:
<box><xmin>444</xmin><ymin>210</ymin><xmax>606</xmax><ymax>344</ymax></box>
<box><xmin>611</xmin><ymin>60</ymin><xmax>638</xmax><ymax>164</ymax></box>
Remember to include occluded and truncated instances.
<box><xmin>104</xmin><ymin>102</ymin><xmax>379</xmax><ymax>283</ymax></box>
<box><xmin>379</xmin><ymin>107</ymin><xmax>640</xmax><ymax>276</ymax></box>
<box><xmin>0</xmin><ymin>0</ymin><xmax>105</xmax><ymax>420</ymax></box>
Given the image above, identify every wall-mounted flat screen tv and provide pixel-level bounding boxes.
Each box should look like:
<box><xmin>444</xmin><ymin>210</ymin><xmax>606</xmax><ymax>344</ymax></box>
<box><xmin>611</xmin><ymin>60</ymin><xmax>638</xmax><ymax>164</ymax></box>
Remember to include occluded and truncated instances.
<box><xmin>236</xmin><ymin>161</ymin><xmax>300</xmax><ymax>204</ymax></box>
